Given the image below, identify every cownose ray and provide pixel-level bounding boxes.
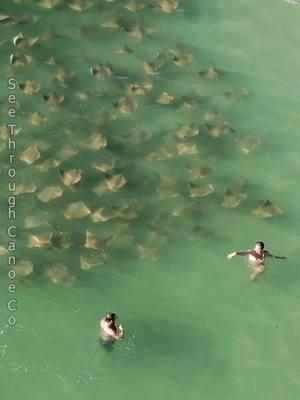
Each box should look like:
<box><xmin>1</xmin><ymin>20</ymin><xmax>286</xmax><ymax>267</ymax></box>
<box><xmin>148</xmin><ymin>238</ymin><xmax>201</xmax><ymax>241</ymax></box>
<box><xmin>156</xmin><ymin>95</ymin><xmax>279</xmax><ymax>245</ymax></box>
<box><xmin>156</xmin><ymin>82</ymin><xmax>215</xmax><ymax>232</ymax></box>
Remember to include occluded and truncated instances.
<box><xmin>189</xmin><ymin>182</ymin><xmax>215</xmax><ymax>197</ymax></box>
<box><xmin>148</xmin><ymin>147</ymin><xmax>173</xmax><ymax>161</ymax></box>
<box><xmin>0</xmin><ymin>15</ymin><xmax>17</xmax><ymax>26</ymax></box>
<box><xmin>28</xmin><ymin>112</ymin><xmax>47</xmax><ymax>126</ymax></box>
<box><xmin>56</xmin><ymin>146</ymin><xmax>79</xmax><ymax>162</ymax></box>
<box><xmin>111</xmin><ymin>221</ymin><xmax>131</xmax><ymax>235</ymax></box>
<box><xmin>74</xmin><ymin>26</ymin><xmax>100</xmax><ymax>37</ymax></box>
<box><xmin>10</xmin><ymin>53</ymin><xmax>32</xmax><ymax>68</ymax></box>
<box><xmin>16</xmin><ymin>14</ymin><xmax>42</xmax><ymax>25</ymax></box>
<box><xmin>93</xmin><ymin>182</ymin><xmax>111</xmax><ymax>196</ymax></box>
<box><xmin>237</xmin><ymin>135</ymin><xmax>262</xmax><ymax>155</ymax></box>
<box><xmin>92</xmin><ymin>110</ymin><xmax>118</xmax><ymax>126</ymax></box>
<box><xmin>90</xmin><ymin>207</ymin><xmax>117</xmax><ymax>222</ymax></box>
<box><xmin>43</xmin><ymin>92</ymin><xmax>65</xmax><ymax>107</ymax></box>
<box><xmin>110</xmin><ymin>232</ymin><xmax>135</xmax><ymax>250</ymax></box>
<box><xmin>19</xmin><ymin>145</ymin><xmax>40</xmax><ymax>164</ymax></box>
<box><xmin>143</xmin><ymin>53</ymin><xmax>168</xmax><ymax>75</ymax></box>
<box><xmin>18</xmin><ymin>80</ymin><xmax>41</xmax><ymax>94</ymax></box>
<box><xmin>15</xmin><ymin>182</ymin><xmax>37</xmax><ymax>195</ymax></box>
<box><xmin>206</xmin><ymin>122</ymin><xmax>234</xmax><ymax>137</ymax></box>
<box><xmin>222</xmin><ymin>189</ymin><xmax>246</xmax><ymax>208</ymax></box>
<box><xmin>59</xmin><ymin>169</ymin><xmax>82</xmax><ymax>186</ymax></box>
<box><xmin>13</xmin><ymin>32</ymin><xmax>39</xmax><ymax>48</ymax></box>
<box><xmin>137</xmin><ymin>245</ymin><xmax>159</xmax><ymax>262</ymax></box>
<box><xmin>143</xmin><ymin>61</ymin><xmax>160</xmax><ymax>75</ymax></box>
<box><xmin>28</xmin><ymin>232</ymin><xmax>53</xmax><ymax>248</ymax></box>
<box><xmin>0</xmin><ymin>125</ymin><xmax>21</xmax><ymax>139</ymax></box>
<box><xmin>190</xmin><ymin>225</ymin><xmax>212</xmax><ymax>241</ymax></box>
<box><xmin>168</xmin><ymin>46</ymin><xmax>193</xmax><ymax>67</ymax></box>
<box><xmin>158</xmin><ymin>0</ymin><xmax>179</xmax><ymax>13</ymax></box>
<box><xmin>171</xmin><ymin>202</ymin><xmax>200</xmax><ymax>217</ymax></box>
<box><xmin>4</xmin><ymin>13</ymin><xmax>40</xmax><ymax>26</ymax></box>
<box><xmin>225</xmin><ymin>87</ymin><xmax>249</xmax><ymax>101</ymax></box>
<box><xmin>37</xmin><ymin>0</ymin><xmax>61</xmax><ymax>8</ymax></box>
<box><xmin>203</xmin><ymin>110</ymin><xmax>221</xmax><ymax>121</ymax></box>
<box><xmin>83</xmin><ymin>133</ymin><xmax>107</xmax><ymax>149</ymax></box>
<box><xmin>24</xmin><ymin>212</ymin><xmax>50</xmax><ymax>228</ymax></box>
<box><xmin>14</xmin><ymin>260</ymin><xmax>34</xmax><ymax>277</ymax></box>
<box><xmin>176</xmin><ymin>124</ymin><xmax>199</xmax><ymax>139</ymax></box>
<box><xmin>252</xmin><ymin>200</ymin><xmax>283</xmax><ymax>218</ymax></box>
<box><xmin>104</xmin><ymin>174</ymin><xmax>127</xmax><ymax>191</ymax></box>
<box><xmin>44</xmin><ymin>55</ymin><xmax>56</xmax><ymax>65</ymax></box>
<box><xmin>150</xmin><ymin>212</ymin><xmax>174</xmax><ymax>232</ymax></box>
<box><xmin>85</xmin><ymin>231</ymin><xmax>112</xmax><ymax>250</ymax></box>
<box><xmin>52</xmin><ymin>232</ymin><xmax>72</xmax><ymax>249</ymax></box>
<box><xmin>109</xmin><ymin>223</ymin><xmax>133</xmax><ymax>246</ymax></box>
<box><xmin>126</xmin><ymin>130</ymin><xmax>152</xmax><ymax>145</ymax></box>
<box><xmin>186</xmin><ymin>165</ymin><xmax>213</xmax><ymax>180</ymax></box>
<box><xmin>90</xmin><ymin>63</ymin><xmax>112</xmax><ymax>80</ymax></box>
<box><xmin>199</xmin><ymin>67</ymin><xmax>226</xmax><ymax>80</ymax></box>
<box><xmin>31</xmin><ymin>140</ymin><xmax>52</xmax><ymax>151</ymax></box>
<box><xmin>40</xmin><ymin>30</ymin><xmax>64</xmax><ymax>41</ymax></box>
<box><xmin>146</xmin><ymin>225</ymin><xmax>170</xmax><ymax>245</ymax></box>
<box><xmin>157</xmin><ymin>176</ymin><xmax>180</xmax><ymax>198</ymax></box>
<box><xmin>122</xmin><ymin>1</ymin><xmax>146</xmax><ymax>12</ymax></box>
<box><xmin>76</xmin><ymin>90</ymin><xmax>95</xmax><ymax>101</ymax></box>
<box><xmin>68</xmin><ymin>0</ymin><xmax>94</xmax><ymax>11</ymax></box>
<box><xmin>114</xmin><ymin>44</ymin><xmax>133</xmax><ymax>54</ymax></box>
<box><xmin>0</xmin><ymin>245</ymin><xmax>8</xmax><ymax>255</ymax></box>
<box><xmin>127</xmin><ymin>82</ymin><xmax>153</xmax><ymax>96</ymax></box>
<box><xmin>172</xmin><ymin>53</ymin><xmax>193</xmax><ymax>68</ymax></box>
<box><xmin>93</xmin><ymin>158</ymin><xmax>115</xmax><ymax>173</ymax></box>
<box><xmin>113</xmin><ymin>97</ymin><xmax>137</xmax><ymax>114</ymax></box>
<box><xmin>44</xmin><ymin>263</ymin><xmax>75</xmax><ymax>285</ymax></box>
<box><xmin>35</xmin><ymin>159</ymin><xmax>61</xmax><ymax>172</ymax></box>
<box><xmin>1</xmin><ymin>98</ymin><xmax>21</xmax><ymax>115</ymax></box>
<box><xmin>124</xmin><ymin>24</ymin><xmax>155</xmax><ymax>40</ymax></box>
<box><xmin>80</xmin><ymin>252</ymin><xmax>107</xmax><ymax>270</ymax></box>
<box><xmin>64</xmin><ymin>201</ymin><xmax>91</xmax><ymax>219</ymax></box>
<box><xmin>156</xmin><ymin>92</ymin><xmax>174</xmax><ymax>104</ymax></box>
<box><xmin>112</xmin><ymin>201</ymin><xmax>141</xmax><ymax>220</ymax></box>
<box><xmin>54</xmin><ymin>67</ymin><xmax>76</xmax><ymax>86</ymax></box>
<box><xmin>101</xmin><ymin>19</ymin><xmax>122</xmax><ymax>29</ymax></box>
<box><xmin>36</xmin><ymin>186</ymin><xmax>64</xmax><ymax>202</ymax></box>
<box><xmin>176</xmin><ymin>141</ymin><xmax>198</xmax><ymax>155</ymax></box>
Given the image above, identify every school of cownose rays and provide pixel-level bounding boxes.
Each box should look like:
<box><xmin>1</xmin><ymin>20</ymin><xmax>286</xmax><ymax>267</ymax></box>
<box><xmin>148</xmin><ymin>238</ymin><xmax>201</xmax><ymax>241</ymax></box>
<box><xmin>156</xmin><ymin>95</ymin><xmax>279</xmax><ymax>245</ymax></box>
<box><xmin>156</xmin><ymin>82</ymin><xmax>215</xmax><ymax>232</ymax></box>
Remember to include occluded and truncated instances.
<box><xmin>0</xmin><ymin>0</ymin><xmax>284</xmax><ymax>284</ymax></box>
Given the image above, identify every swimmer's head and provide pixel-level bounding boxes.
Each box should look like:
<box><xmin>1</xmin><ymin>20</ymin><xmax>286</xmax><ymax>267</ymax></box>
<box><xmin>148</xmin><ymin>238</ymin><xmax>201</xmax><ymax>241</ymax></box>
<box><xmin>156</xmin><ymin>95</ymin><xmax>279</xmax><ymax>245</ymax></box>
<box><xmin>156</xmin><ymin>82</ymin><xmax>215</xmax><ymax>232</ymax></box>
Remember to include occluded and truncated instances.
<box><xmin>105</xmin><ymin>313</ymin><xmax>117</xmax><ymax>323</ymax></box>
<box><xmin>255</xmin><ymin>241</ymin><xmax>265</xmax><ymax>249</ymax></box>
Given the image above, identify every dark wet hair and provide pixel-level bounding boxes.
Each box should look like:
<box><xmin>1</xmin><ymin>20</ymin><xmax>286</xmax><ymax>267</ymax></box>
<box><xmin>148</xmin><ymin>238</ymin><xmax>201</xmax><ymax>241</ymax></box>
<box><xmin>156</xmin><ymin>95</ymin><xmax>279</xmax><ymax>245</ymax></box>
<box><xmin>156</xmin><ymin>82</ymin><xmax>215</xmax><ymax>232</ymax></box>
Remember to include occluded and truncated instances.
<box><xmin>105</xmin><ymin>313</ymin><xmax>116</xmax><ymax>321</ymax></box>
<box><xmin>256</xmin><ymin>241</ymin><xmax>265</xmax><ymax>249</ymax></box>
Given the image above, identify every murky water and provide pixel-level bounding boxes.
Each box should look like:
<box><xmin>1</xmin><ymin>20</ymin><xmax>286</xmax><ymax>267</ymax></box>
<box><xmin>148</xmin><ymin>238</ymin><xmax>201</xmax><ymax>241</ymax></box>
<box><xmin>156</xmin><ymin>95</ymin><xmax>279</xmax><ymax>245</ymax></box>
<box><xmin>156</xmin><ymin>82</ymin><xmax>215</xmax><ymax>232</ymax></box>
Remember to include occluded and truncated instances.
<box><xmin>1</xmin><ymin>0</ymin><xmax>300</xmax><ymax>399</ymax></box>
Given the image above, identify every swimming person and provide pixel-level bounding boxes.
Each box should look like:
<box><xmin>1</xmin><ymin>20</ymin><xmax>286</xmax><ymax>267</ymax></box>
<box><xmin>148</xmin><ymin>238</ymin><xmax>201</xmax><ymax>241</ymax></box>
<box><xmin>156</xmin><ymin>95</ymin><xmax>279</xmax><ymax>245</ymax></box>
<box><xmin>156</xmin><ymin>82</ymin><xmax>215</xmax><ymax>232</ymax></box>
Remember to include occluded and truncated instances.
<box><xmin>99</xmin><ymin>313</ymin><xmax>124</xmax><ymax>351</ymax></box>
<box><xmin>227</xmin><ymin>241</ymin><xmax>286</xmax><ymax>280</ymax></box>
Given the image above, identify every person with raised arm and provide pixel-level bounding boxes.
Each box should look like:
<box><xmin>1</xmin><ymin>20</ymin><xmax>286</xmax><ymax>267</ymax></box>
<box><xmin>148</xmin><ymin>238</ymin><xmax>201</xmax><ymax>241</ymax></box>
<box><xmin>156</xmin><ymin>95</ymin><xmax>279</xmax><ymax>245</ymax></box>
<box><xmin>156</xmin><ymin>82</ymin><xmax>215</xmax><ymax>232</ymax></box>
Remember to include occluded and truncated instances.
<box><xmin>99</xmin><ymin>313</ymin><xmax>124</xmax><ymax>351</ymax></box>
<box><xmin>227</xmin><ymin>241</ymin><xmax>286</xmax><ymax>280</ymax></box>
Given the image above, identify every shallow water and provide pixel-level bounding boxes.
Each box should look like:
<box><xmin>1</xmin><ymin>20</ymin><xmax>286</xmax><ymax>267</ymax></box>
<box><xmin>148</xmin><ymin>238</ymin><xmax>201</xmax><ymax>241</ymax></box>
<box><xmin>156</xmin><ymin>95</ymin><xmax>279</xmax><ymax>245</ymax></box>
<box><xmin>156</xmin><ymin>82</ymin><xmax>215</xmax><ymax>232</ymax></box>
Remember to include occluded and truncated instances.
<box><xmin>1</xmin><ymin>0</ymin><xmax>300</xmax><ymax>399</ymax></box>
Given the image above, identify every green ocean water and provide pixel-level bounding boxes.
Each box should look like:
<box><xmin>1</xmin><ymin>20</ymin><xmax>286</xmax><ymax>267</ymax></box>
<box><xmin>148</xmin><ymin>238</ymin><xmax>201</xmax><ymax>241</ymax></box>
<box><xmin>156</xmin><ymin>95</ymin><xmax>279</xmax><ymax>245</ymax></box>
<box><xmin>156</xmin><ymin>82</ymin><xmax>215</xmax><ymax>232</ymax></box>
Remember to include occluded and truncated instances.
<box><xmin>1</xmin><ymin>0</ymin><xmax>300</xmax><ymax>399</ymax></box>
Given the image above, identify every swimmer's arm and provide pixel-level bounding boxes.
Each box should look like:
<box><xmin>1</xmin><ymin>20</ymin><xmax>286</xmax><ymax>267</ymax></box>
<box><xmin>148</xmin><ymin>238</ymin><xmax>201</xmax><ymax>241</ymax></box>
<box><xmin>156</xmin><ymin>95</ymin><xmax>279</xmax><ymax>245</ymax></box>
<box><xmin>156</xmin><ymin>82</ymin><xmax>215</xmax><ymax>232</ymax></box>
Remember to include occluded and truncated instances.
<box><xmin>236</xmin><ymin>250</ymin><xmax>251</xmax><ymax>256</ymax></box>
<box><xmin>227</xmin><ymin>250</ymin><xmax>250</xmax><ymax>259</ymax></box>
<box><xmin>107</xmin><ymin>327</ymin><xmax>125</xmax><ymax>340</ymax></box>
<box><xmin>117</xmin><ymin>330</ymin><xmax>124</xmax><ymax>339</ymax></box>
<box><xmin>264</xmin><ymin>250</ymin><xmax>287</xmax><ymax>260</ymax></box>
<box><xmin>118</xmin><ymin>325</ymin><xmax>125</xmax><ymax>339</ymax></box>
<box><xmin>114</xmin><ymin>330</ymin><xmax>124</xmax><ymax>340</ymax></box>
<box><xmin>105</xmin><ymin>327</ymin><xmax>123</xmax><ymax>340</ymax></box>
